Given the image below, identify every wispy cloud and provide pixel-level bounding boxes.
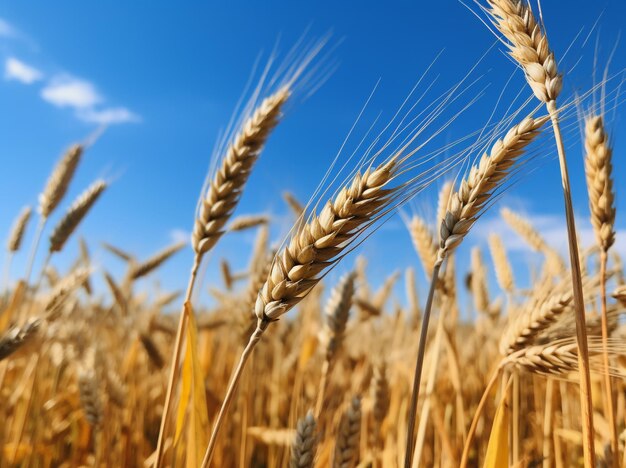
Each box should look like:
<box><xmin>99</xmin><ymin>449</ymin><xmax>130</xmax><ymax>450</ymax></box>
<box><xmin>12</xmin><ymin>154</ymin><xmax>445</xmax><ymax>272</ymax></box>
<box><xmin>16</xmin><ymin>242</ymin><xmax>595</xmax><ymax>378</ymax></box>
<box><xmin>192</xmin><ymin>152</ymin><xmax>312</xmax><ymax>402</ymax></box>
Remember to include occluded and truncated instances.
<box><xmin>41</xmin><ymin>75</ymin><xmax>102</xmax><ymax>109</ymax></box>
<box><xmin>0</xmin><ymin>17</ymin><xmax>15</xmax><ymax>37</ymax></box>
<box><xmin>77</xmin><ymin>107</ymin><xmax>140</xmax><ymax>125</ymax></box>
<box><xmin>4</xmin><ymin>57</ymin><xmax>42</xmax><ymax>84</ymax></box>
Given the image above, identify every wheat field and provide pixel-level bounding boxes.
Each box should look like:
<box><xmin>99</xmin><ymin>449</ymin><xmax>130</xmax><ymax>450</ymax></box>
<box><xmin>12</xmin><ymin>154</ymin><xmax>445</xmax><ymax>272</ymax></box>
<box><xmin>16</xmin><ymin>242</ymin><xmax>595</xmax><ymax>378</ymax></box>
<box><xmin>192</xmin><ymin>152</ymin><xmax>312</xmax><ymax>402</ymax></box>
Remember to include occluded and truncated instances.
<box><xmin>1</xmin><ymin>1</ymin><xmax>626</xmax><ymax>467</ymax></box>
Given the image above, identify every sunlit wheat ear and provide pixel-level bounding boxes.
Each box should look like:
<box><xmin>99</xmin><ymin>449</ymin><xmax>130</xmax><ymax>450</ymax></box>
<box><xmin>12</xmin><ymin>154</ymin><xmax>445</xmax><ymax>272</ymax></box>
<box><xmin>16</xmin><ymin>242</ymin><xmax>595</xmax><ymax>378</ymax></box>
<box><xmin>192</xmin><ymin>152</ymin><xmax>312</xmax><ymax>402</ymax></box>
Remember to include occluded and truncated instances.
<box><xmin>129</xmin><ymin>242</ymin><xmax>186</xmax><ymax>280</ymax></box>
<box><xmin>7</xmin><ymin>206</ymin><xmax>32</xmax><ymax>253</ymax></box>
<box><xmin>290</xmin><ymin>411</ymin><xmax>318</xmax><ymax>468</ymax></box>
<box><xmin>255</xmin><ymin>157</ymin><xmax>399</xmax><ymax>323</ymax></box>
<box><xmin>192</xmin><ymin>87</ymin><xmax>290</xmax><ymax>256</ymax></box>
<box><xmin>488</xmin><ymin>233</ymin><xmax>514</xmax><ymax>294</ymax></box>
<box><xmin>439</xmin><ymin>115</ymin><xmax>548</xmax><ymax>260</ymax></box>
<box><xmin>283</xmin><ymin>191</ymin><xmax>306</xmax><ymax>217</ymax></box>
<box><xmin>436</xmin><ymin>180</ymin><xmax>453</xmax><ymax>235</ymax></box>
<box><xmin>332</xmin><ymin>397</ymin><xmax>362</xmax><ymax>468</ymax></box>
<box><xmin>485</xmin><ymin>0</ymin><xmax>562</xmax><ymax>103</ymax></box>
<box><xmin>101</xmin><ymin>242</ymin><xmax>135</xmax><ymax>263</ymax></box>
<box><xmin>45</xmin><ymin>267</ymin><xmax>91</xmax><ymax>318</ymax></box>
<box><xmin>0</xmin><ymin>318</ymin><xmax>40</xmax><ymax>361</ymax></box>
<box><xmin>49</xmin><ymin>180</ymin><xmax>107</xmax><ymax>253</ymax></box>
<box><xmin>409</xmin><ymin>216</ymin><xmax>437</xmax><ymax>278</ymax></box>
<box><xmin>370</xmin><ymin>361</ymin><xmax>390</xmax><ymax>450</ymax></box>
<box><xmin>500</xmin><ymin>207</ymin><xmax>564</xmax><ymax>274</ymax></box>
<box><xmin>584</xmin><ymin>115</ymin><xmax>615</xmax><ymax>251</ymax></box>
<box><xmin>39</xmin><ymin>144</ymin><xmax>83</xmax><ymax>219</ymax></box>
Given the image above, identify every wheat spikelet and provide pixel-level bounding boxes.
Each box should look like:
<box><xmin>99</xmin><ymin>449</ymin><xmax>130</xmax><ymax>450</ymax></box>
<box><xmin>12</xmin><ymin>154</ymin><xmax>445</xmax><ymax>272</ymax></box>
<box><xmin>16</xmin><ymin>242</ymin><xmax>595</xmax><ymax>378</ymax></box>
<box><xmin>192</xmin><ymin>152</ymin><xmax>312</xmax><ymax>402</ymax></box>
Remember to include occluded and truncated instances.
<box><xmin>290</xmin><ymin>411</ymin><xmax>318</xmax><ymax>468</ymax></box>
<box><xmin>439</xmin><ymin>116</ymin><xmax>547</xmax><ymax>260</ymax></box>
<box><xmin>49</xmin><ymin>180</ymin><xmax>107</xmax><ymax>253</ymax></box>
<box><xmin>488</xmin><ymin>233</ymin><xmax>514</xmax><ymax>293</ymax></box>
<box><xmin>485</xmin><ymin>0</ymin><xmax>562</xmax><ymax>103</ymax></box>
<box><xmin>323</xmin><ymin>272</ymin><xmax>355</xmax><ymax>362</ymax></box>
<box><xmin>0</xmin><ymin>319</ymin><xmax>40</xmax><ymax>361</ymax></box>
<box><xmin>7</xmin><ymin>206</ymin><xmax>32</xmax><ymax>252</ymax></box>
<box><xmin>192</xmin><ymin>87</ymin><xmax>290</xmax><ymax>255</ymax></box>
<box><xmin>332</xmin><ymin>397</ymin><xmax>362</xmax><ymax>468</ymax></box>
<box><xmin>409</xmin><ymin>216</ymin><xmax>437</xmax><ymax>277</ymax></box>
<box><xmin>584</xmin><ymin>115</ymin><xmax>615</xmax><ymax>252</ymax></box>
<box><xmin>503</xmin><ymin>341</ymin><xmax>579</xmax><ymax>376</ymax></box>
<box><xmin>228</xmin><ymin>215</ymin><xmax>269</xmax><ymax>232</ymax></box>
<box><xmin>39</xmin><ymin>144</ymin><xmax>83</xmax><ymax>218</ymax></box>
<box><xmin>129</xmin><ymin>242</ymin><xmax>185</xmax><ymax>280</ymax></box>
<box><xmin>255</xmin><ymin>158</ymin><xmax>399</xmax><ymax>323</ymax></box>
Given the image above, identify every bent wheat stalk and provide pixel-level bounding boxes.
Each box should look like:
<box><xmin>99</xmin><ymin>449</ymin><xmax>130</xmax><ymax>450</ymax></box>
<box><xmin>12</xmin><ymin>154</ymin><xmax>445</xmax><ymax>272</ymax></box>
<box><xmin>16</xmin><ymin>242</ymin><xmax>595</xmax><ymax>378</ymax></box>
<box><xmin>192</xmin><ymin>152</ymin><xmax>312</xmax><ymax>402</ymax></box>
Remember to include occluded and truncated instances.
<box><xmin>404</xmin><ymin>114</ymin><xmax>546</xmax><ymax>468</ymax></box>
<box><xmin>485</xmin><ymin>1</ymin><xmax>595</xmax><ymax>463</ymax></box>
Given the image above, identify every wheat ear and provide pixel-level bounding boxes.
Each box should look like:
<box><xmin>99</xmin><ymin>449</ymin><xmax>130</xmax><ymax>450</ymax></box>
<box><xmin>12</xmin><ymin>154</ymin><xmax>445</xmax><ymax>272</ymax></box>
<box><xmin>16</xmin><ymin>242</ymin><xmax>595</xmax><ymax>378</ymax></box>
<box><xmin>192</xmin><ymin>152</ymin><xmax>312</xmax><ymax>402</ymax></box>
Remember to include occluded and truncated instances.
<box><xmin>156</xmin><ymin>86</ymin><xmax>293</xmax><ymax>467</ymax></box>
<box><xmin>228</xmin><ymin>214</ymin><xmax>269</xmax><ymax>232</ymax></box>
<box><xmin>129</xmin><ymin>242</ymin><xmax>185</xmax><ymax>280</ymax></box>
<box><xmin>315</xmin><ymin>272</ymin><xmax>355</xmax><ymax>417</ymax></box>
<box><xmin>585</xmin><ymin>113</ymin><xmax>618</xmax><ymax>463</ymax></box>
<box><xmin>0</xmin><ymin>319</ymin><xmax>40</xmax><ymax>361</ymax></box>
<box><xmin>25</xmin><ymin>144</ymin><xmax>83</xmax><ymax>282</ymax></box>
<box><xmin>332</xmin><ymin>397</ymin><xmax>362</xmax><ymax>468</ymax></box>
<box><xmin>203</xmin><ymin>156</ymin><xmax>403</xmax><ymax>467</ymax></box>
<box><xmin>404</xmin><ymin>114</ymin><xmax>546</xmax><ymax>468</ymax></box>
<box><xmin>488</xmin><ymin>233</ymin><xmax>514</xmax><ymax>294</ymax></box>
<box><xmin>4</xmin><ymin>206</ymin><xmax>32</xmax><ymax>291</ymax></box>
<box><xmin>486</xmin><ymin>1</ymin><xmax>595</xmax><ymax>462</ymax></box>
<box><xmin>290</xmin><ymin>411</ymin><xmax>318</xmax><ymax>468</ymax></box>
<box><xmin>49</xmin><ymin>180</ymin><xmax>107</xmax><ymax>254</ymax></box>
<box><xmin>409</xmin><ymin>216</ymin><xmax>437</xmax><ymax>279</ymax></box>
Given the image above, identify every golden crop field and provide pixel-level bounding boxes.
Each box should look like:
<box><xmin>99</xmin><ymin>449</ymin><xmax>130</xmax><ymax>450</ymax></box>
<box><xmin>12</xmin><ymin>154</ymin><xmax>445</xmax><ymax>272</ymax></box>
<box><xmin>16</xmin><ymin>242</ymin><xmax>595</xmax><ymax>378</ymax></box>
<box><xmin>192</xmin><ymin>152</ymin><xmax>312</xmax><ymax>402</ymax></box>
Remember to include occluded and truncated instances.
<box><xmin>1</xmin><ymin>1</ymin><xmax>625</xmax><ymax>467</ymax></box>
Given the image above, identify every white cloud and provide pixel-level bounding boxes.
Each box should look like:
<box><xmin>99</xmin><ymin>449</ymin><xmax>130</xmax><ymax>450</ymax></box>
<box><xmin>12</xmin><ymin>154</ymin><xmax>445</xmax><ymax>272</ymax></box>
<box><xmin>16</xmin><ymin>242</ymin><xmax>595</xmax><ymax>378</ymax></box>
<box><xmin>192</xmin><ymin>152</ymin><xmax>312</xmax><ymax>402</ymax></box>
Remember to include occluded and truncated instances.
<box><xmin>77</xmin><ymin>107</ymin><xmax>140</xmax><ymax>125</ymax></box>
<box><xmin>4</xmin><ymin>57</ymin><xmax>43</xmax><ymax>84</ymax></box>
<box><xmin>0</xmin><ymin>17</ymin><xmax>15</xmax><ymax>37</ymax></box>
<box><xmin>41</xmin><ymin>75</ymin><xmax>102</xmax><ymax>109</ymax></box>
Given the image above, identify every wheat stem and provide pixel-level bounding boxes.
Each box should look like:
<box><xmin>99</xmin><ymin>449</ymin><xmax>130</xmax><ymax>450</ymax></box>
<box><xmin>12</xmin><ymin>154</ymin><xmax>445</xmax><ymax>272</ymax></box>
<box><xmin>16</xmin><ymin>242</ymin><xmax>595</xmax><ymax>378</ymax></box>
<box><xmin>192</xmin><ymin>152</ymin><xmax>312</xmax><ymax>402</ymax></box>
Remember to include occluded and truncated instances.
<box><xmin>547</xmin><ymin>99</ymin><xmax>595</xmax><ymax>467</ymax></box>
<box><xmin>404</xmin><ymin>261</ymin><xmax>440</xmax><ymax>468</ymax></box>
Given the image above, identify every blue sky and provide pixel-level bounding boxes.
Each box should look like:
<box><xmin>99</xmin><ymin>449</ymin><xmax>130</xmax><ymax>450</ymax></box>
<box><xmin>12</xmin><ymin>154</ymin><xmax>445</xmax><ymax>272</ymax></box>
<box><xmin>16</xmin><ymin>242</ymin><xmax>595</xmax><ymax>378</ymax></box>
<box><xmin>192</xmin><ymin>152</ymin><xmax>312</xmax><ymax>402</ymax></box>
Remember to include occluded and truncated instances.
<box><xmin>1</xmin><ymin>1</ymin><xmax>625</xmax><ymax>310</ymax></box>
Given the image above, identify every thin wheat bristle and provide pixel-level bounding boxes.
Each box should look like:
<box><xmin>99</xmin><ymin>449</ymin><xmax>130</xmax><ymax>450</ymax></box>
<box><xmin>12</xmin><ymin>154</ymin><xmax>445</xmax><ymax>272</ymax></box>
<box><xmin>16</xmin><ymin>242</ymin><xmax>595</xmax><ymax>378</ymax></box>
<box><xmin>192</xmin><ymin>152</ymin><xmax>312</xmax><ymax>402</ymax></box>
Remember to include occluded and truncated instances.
<box><xmin>488</xmin><ymin>233</ymin><xmax>514</xmax><ymax>294</ymax></box>
<box><xmin>39</xmin><ymin>144</ymin><xmax>83</xmax><ymax>219</ymax></box>
<box><xmin>129</xmin><ymin>242</ymin><xmax>185</xmax><ymax>280</ymax></box>
<box><xmin>192</xmin><ymin>86</ymin><xmax>291</xmax><ymax>255</ymax></box>
<box><xmin>584</xmin><ymin>115</ymin><xmax>616</xmax><ymax>252</ymax></box>
<box><xmin>49</xmin><ymin>180</ymin><xmax>107</xmax><ymax>253</ymax></box>
<box><xmin>439</xmin><ymin>115</ymin><xmax>547</xmax><ymax>260</ymax></box>
<box><xmin>332</xmin><ymin>397</ymin><xmax>362</xmax><ymax>468</ymax></box>
<box><xmin>0</xmin><ymin>319</ymin><xmax>41</xmax><ymax>361</ymax></box>
<box><xmin>7</xmin><ymin>206</ymin><xmax>32</xmax><ymax>253</ymax></box>
<box><xmin>486</xmin><ymin>0</ymin><xmax>562</xmax><ymax>103</ymax></box>
<box><xmin>290</xmin><ymin>411</ymin><xmax>318</xmax><ymax>468</ymax></box>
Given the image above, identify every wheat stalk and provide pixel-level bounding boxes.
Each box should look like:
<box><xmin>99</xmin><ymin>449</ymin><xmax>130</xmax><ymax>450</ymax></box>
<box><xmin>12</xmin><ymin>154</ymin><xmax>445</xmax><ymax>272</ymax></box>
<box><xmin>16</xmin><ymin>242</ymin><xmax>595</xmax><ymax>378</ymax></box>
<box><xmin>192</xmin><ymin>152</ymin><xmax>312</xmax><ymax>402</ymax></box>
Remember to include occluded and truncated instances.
<box><xmin>485</xmin><ymin>2</ymin><xmax>595</xmax><ymax>462</ymax></box>
<box><xmin>405</xmin><ymin>114</ymin><xmax>546</xmax><ymax>467</ymax></box>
